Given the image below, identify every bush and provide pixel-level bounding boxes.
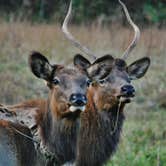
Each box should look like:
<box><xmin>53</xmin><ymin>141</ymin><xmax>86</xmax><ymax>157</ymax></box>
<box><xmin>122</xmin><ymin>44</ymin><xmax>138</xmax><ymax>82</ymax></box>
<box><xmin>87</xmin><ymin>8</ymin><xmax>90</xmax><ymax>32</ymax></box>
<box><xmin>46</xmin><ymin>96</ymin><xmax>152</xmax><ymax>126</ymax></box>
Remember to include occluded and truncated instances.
<box><xmin>143</xmin><ymin>1</ymin><xmax>166</xmax><ymax>26</ymax></box>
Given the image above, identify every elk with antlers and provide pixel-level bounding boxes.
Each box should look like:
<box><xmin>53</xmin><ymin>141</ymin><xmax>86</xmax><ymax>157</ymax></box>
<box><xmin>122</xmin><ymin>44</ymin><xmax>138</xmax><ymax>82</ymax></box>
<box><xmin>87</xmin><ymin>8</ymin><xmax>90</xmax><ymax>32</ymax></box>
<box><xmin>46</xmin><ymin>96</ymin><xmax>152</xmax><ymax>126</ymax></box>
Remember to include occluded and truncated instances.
<box><xmin>62</xmin><ymin>0</ymin><xmax>150</xmax><ymax>166</ymax></box>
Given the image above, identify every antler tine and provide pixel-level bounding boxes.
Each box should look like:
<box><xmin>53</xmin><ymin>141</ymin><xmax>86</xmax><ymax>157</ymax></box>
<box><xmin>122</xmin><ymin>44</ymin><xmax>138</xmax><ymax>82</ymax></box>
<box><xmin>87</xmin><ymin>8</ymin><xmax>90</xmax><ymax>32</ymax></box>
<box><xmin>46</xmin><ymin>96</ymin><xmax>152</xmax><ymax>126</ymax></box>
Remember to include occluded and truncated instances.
<box><xmin>119</xmin><ymin>0</ymin><xmax>140</xmax><ymax>60</ymax></box>
<box><xmin>62</xmin><ymin>0</ymin><xmax>96</xmax><ymax>60</ymax></box>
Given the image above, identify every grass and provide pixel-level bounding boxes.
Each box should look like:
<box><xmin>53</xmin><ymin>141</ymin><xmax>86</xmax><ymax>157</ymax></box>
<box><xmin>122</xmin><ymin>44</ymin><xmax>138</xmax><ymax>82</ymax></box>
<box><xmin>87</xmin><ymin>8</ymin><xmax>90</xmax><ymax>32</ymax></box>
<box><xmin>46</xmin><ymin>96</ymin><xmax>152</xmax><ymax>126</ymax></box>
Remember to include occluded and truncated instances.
<box><xmin>108</xmin><ymin>109</ymin><xmax>166</xmax><ymax>166</ymax></box>
<box><xmin>0</xmin><ymin>22</ymin><xmax>165</xmax><ymax>165</ymax></box>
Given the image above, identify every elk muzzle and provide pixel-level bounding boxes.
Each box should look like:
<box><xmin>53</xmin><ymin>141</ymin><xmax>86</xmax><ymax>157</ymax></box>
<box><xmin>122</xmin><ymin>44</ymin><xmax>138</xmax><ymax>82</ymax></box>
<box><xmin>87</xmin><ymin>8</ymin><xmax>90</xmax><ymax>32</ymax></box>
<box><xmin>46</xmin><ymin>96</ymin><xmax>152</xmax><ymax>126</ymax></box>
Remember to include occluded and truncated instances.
<box><xmin>119</xmin><ymin>84</ymin><xmax>135</xmax><ymax>103</ymax></box>
<box><xmin>121</xmin><ymin>85</ymin><xmax>135</xmax><ymax>97</ymax></box>
<box><xmin>69</xmin><ymin>93</ymin><xmax>87</xmax><ymax>112</ymax></box>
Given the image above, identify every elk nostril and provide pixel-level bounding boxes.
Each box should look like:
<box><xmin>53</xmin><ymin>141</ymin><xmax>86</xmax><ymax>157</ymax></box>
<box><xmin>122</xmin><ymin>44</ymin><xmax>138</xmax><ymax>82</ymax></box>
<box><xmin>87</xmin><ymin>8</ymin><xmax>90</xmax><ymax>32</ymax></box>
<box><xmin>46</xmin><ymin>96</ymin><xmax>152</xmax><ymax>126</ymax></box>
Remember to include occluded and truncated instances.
<box><xmin>121</xmin><ymin>86</ymin><xmax>127</xmax><ymax>92</ymax></box>
<box><xmin>71</xmin><ymin>94</ymin><xmax>76</xmax><ymax>100</ymax></box>
<box><xmin>70</xmin><ymin>94</ymin><xmax>87</xmax><ymax>106</ymax></box>
<box><xmin>121</xmin><ymin>85</ymin><xmax>135</xmax><ymax>96</ymax></box>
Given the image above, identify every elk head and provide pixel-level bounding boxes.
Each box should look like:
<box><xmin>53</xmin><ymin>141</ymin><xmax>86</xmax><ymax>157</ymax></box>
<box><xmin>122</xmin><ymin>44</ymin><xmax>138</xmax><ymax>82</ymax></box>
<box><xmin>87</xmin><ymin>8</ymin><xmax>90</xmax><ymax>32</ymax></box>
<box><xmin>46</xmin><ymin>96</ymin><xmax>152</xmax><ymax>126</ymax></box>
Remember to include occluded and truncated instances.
<box><xmin>87</xmin><ymin>56</ymin><xmax>150</xmax><ymax>111</ymax></box>
<box><xmin>88</xmin><ymin>0</ymin><xmax>150</xmax><ymax>110</ymax></box>
<box><xmin>29</xmin><ymin>52</ymin><xmax>89</xmax><ymax>119</ymax></box>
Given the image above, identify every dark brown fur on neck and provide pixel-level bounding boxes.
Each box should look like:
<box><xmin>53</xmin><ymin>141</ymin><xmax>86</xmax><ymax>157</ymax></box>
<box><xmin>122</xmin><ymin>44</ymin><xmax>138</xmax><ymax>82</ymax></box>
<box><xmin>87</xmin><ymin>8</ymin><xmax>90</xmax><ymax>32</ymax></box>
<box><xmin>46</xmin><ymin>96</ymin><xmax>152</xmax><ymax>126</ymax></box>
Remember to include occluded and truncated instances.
<box><xmin>75</xmin><ymin>88</ymin><xmax>125</xmax><ymax>166</ymax></box>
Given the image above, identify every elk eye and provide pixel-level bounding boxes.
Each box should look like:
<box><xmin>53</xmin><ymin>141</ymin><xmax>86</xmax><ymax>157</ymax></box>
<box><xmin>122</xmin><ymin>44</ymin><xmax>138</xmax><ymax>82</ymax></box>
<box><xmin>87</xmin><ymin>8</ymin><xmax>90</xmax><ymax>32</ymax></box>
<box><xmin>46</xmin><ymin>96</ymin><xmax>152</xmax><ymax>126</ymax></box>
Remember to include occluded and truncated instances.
<box><xmin>86</xmin><ymin>79</ymin><xmax>92</xmax><ymax>87</ymax></box>
<box><xmin>99</xmin><ymin>79</ymin><xmax>106</xmax><ymax>85</ymax></box>
<box><xmin>52</xmin><ymin>77</ymin><xmax>60</xmax><ymax>85</ymax></box>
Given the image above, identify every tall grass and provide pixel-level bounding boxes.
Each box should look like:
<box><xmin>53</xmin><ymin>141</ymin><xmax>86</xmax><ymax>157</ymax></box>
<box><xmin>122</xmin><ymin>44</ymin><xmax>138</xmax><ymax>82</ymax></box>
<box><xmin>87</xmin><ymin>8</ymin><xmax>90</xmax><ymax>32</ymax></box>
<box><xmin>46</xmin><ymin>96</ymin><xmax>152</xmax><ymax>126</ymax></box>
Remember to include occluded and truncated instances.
<box><xmin>0</xmin><ymin>22</ymin><xmax>165</xmax><ymax>165</ymax></box>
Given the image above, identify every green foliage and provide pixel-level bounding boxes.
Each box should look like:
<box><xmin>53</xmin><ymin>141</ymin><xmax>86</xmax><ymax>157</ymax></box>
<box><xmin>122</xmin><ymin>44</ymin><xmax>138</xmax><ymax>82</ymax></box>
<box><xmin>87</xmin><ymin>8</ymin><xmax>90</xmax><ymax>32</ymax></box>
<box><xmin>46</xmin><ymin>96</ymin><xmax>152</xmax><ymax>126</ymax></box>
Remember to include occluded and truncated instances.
<box><xmin>0</xmin><ymin>0</ymin><xmax>165</xmax><ymax>26</ymax></box>
<box><xmin>0</xmin><ymin>0</ymin><xmax>166</xmax><ymax>24</ymax></box>
<box><xmin>72</xmin><ymin>0</ymin><xmax>116</xmax><ymax>23</ymax></box>
<box><xmin>143</xmin><ymin>1</ymin><xmax>166</xmax><ymax>24</ymax></box>
<box><xmin>107</xmin><ymin>110</ymin><xmax>166</xmax><ymax>166</ymax></box>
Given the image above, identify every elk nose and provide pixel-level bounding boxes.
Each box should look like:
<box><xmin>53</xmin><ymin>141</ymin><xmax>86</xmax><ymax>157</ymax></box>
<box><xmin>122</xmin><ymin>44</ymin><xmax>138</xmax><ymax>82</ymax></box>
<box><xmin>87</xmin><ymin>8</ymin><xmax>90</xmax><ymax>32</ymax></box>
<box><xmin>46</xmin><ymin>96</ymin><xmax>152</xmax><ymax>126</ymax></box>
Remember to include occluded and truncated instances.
<box><xmin>69</xmin><ymin>93</ymin><xmax>87</xmax><ymax>106</ymax></box>
<box><xmin>121</xmin><ymin>85</ymin><xmax>135</xmax><ymax>97</ymax></box>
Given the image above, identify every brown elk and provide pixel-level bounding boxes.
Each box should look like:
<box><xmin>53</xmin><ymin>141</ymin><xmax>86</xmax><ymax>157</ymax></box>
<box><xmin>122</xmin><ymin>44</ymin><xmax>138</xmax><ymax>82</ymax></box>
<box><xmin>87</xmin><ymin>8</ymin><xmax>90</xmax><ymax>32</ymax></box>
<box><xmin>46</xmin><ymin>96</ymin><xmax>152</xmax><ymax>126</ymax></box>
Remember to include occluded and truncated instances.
<box><xmin>62</xmin><ymin>0</ymin><xmax>150</xmax><ymax>166</ymax></box>
<box><xmin>1</xmin><ymin>50</ymin><xmax>91</xmax><ymax>165</ymax></box>
<box><xmin>28</xmin><ymin>52</ymin><xmax>90</xmax><ymax>165</ymax></box>
<box><xmin>74</xmin><ymin>56</ymin><xmax>150</xmax><ymax>166</ymax></box>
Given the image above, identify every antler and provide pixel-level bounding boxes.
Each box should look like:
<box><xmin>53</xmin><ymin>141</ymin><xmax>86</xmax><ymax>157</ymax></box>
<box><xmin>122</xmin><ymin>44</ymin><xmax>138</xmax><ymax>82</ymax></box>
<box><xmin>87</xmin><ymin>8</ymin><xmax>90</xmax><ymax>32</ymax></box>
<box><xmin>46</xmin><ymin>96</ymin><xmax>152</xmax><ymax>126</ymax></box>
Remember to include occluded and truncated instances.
<box><xmin>119</xmin><ymin>0</ymin><xmax>140</xmax><ymax>60</ymax></box>
<box><xmin>62</xmin><ymin>0</ymin><xmax>96</xmax><ymax>60</ymax></box>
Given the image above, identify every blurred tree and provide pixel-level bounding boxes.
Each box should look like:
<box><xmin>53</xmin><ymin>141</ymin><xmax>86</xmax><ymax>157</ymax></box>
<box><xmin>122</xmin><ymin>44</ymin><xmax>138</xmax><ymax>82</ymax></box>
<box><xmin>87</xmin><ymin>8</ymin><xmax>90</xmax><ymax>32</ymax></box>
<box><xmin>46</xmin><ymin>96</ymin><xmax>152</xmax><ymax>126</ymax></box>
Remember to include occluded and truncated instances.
<box><xmin>0</xmin><ymin>0</ymin><xmax>165</xmax><ymax>27</ymax></box>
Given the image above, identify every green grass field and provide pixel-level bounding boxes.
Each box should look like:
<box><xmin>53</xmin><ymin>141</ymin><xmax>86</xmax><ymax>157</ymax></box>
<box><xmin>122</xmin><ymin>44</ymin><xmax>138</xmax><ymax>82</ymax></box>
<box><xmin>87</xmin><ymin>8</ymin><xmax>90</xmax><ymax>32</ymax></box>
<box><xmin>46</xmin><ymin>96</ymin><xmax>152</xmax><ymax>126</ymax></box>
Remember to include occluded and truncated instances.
<box><xmin>0</xmin><ymin>22</ymin><xmax>165</xmax><ymax>165</ymax></box>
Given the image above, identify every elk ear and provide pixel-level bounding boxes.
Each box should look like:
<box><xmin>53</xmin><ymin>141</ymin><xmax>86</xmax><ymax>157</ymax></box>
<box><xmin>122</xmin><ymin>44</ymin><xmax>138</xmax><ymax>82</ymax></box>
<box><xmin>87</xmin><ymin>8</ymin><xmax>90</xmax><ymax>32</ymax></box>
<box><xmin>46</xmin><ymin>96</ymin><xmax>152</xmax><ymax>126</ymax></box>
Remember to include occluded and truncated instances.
<box><xmin>87</xmin><ymin>55</ymin><xmax>114</xmax><ymax>80</ymax></box>
<box><xmin>29</xmin><ymin>52</ymin><xmax>53</xmax><ymax>81</ymax></box>
<box><xmin>74</xmin><ymin>54</ymin><xmax>91</xmax><ymax>72</ymax></box>
<box><xmin>127</xmin><ymin>57</ymin><xmax>150</xmax><ymax>80</ymax></box>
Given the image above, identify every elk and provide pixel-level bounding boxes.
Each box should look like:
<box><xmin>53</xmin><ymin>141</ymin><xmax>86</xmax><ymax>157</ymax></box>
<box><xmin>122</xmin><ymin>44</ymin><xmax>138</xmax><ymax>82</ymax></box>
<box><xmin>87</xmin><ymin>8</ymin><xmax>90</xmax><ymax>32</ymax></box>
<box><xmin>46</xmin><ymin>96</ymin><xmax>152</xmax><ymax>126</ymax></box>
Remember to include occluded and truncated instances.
<box><xmin>28</xmin><ymin>52</ymin><xmax>91</xmax><ymax>165</ymax></box>
<box><xmin>62</xmin><ymin>0</ymin><xmax>150</xmax><ymax>166</ymax></box>
<box><xmin>1</xmin><ymin>50</ymin><xmax>90</xmax><ymax>165</ymax></box>
<box><xmin>74</xmin><ymin>56</ymin><xmax>150</xmax><ymax>166</ymax></box>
